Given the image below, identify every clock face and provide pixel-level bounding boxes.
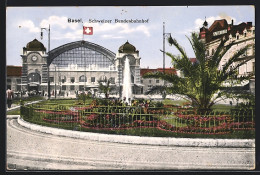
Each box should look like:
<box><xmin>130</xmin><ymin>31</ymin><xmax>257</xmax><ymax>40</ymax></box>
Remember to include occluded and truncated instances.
<box><xmin>31</xmin><ymin>55</ymin><xmax>38</xmax><ymax>62</ymax></box>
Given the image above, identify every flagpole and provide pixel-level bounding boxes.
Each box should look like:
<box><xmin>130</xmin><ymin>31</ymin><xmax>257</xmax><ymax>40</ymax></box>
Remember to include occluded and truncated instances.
<box><xmin>82</xmin><ymin>22</ymin><xmax>84</xmax><ymax>41</ymax></box>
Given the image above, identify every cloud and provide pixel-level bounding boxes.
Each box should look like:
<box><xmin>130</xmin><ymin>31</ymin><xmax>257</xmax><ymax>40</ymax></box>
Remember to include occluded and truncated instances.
<box><xmin>180</xmin><ymin>14</ymin><xmax>237</xmax><ymax>35</ymax></box>
<box><xmin>17</xmin><ymin>20</ymin><xmax>40</xmax><ymax>33</ymax></box>
<box><xmin>40</xmin><ymin>16</ymin><xmax>80</xmax><ymax>30</ymax></box>
<box><xmin>101</xmin><ymin>34</ymin><xmax>125</xmax><ymax>39</ymax></box>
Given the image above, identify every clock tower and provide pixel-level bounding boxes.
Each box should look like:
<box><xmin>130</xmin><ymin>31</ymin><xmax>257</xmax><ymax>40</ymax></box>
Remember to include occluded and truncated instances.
<box><xmin>21</xmin><ymin>39</ymin><xmax>48</xmax><ymax>92</ymax></box>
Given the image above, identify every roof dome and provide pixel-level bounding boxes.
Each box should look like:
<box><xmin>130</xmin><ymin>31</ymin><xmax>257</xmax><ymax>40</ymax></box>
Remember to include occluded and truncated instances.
<box><xmin>118</xmin><ymin>41</ymin><xmax>136</xmax><ymax>53</ymax></box>
<box><xmin>203</xmin><ymin>20</ymin><xmax>208</xmax><ymax>27</ymax></box>
<box><xmin>26</xmin><ymin>39</ymin><xmax>46</xmax><ymax>51</ymax></box>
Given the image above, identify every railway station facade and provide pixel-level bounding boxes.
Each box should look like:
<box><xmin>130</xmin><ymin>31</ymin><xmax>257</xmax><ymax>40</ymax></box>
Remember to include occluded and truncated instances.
<box><xmin>19</xmin><ymin>39</ymin><xmax>143</xmax><ymax>96</ymax></box>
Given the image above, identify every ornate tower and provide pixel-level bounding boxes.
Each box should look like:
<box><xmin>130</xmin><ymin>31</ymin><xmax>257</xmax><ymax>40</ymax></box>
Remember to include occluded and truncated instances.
<box><xmin>115</xmin><ymin>41</ymin><xmax>141</xmax><ymax>95</ymax></box>
<box><xmin>20</xmin><ymin>39</ymin><xmax>48</xmax><ymax>92</ymax></box>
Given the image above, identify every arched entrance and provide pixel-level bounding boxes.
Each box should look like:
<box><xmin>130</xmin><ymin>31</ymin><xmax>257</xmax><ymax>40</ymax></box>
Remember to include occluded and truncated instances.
<box><xmin>27</xmin><ymin>73</ymin><xmax>41</xmax><ymax>92</ymax></box>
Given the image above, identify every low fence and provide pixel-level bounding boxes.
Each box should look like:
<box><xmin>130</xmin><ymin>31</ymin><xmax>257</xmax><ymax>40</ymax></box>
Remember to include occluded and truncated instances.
<box><xmin>20</xmin><ymin>103</ymin><xmax>255</xmax><ymax>136</ymax></box>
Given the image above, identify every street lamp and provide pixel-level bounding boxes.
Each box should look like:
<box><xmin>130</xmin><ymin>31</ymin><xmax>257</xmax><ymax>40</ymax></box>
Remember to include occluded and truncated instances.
<box><xmin>41</xmin><ymin>25</ymin><xmax>50</xmax><ymax>99</ymax></box>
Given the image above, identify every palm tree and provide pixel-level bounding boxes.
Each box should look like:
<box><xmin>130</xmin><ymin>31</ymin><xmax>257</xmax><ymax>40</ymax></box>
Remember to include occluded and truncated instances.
<box><xmin>143</xmin><ymin>32</ymin><xmax>254</xmax><ymax>113</ymax></box>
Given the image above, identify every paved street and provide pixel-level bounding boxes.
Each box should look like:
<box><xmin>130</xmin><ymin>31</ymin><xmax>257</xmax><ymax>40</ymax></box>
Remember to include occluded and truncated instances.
<box><xmin>6</xmin><ymin>118</ymin><xmax>255</xmax><ymax>170</ymax></box>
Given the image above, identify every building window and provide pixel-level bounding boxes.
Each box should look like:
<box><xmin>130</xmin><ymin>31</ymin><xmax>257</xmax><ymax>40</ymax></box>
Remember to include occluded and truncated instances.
<box><xmin>100</xmin><ymin>75</ymin><xmax>107</xmax><ymax>81</ymax></box>
<box><xmin>62</xmin><ymin>85</ymin><xmax>66</xmax><ymax>90</ymax></box>
<box><xmin>79</xmin><ymin>75</ymin><xmax>87</xmax><ymax>82</ymax></box>
<box><xmin>91</xmin><ymin>77</ymin><xmax>95</xmax><ymax>83</ymax></box>
<box><xmin>79</xmin><ymin>85</ymin><xmax>84</xmax><ymax>91</ymax></box>
<box><xmin>16</xmin><ymin>85</ymin><xmax>21</xmax><ymax>91</ymax></box>
<box><xmin>244</xmin><ymin>32</ymin><xmax>247</xmax><ymax>37</ymax></box>
<box><xmin>71</xmin><ymin>77</ymin><xmax>75</xmax><ymax>83</ymax></box>
<box><xmin>236</xmin><ymin>35</ymin><xmax>239</xmax><ymax>40</ymax></box>
<box><xmin>16</xmin><ymin>79</ymin><xmax>21</xmax><ymax>83</ymax></box>
<box><xmin>50</xmin><ymin>77</ymin><xmax>54</xmax><ymax>82</ymax></box>
<box><xmin>110</xmin><ymin>77</ymin><xmax>115</xmax><ymax>84</ymax></box>
<box><xmin>7</xmin><ymin>79</ymin><xmax>11</xmax><ymax>83</ymax></box>
<box><xmin>211</xmin><ymin>49</ymin><xmax>215</xmax><ymax>56</ymax></box>
<box><xmin>70</xmin><ymin>85</ymin><xmax>75</xmax><ymax>90</ymax></box>
<box><xmin>149</xmin><ymin>80</ymin><xmax>152</xmax><ymax>84</ymax></box>
<box><xmin>61</xmin><ymin>76</ymin><xmax>66</xmax><ymax>83</ymax></box>
<box><xmin>156</xmin><ymin>79</ymin><xmax>160</xmax><ymax>83</ymax></box>
<box><xmin>7</xmin><ymin>85</ymin><xmax>11</xmax><ymax>89</ymax></box>
<box><xmin>141</xmin><ymin>80</ymin><xmax>143</xmax><ymax>83</ymax></box>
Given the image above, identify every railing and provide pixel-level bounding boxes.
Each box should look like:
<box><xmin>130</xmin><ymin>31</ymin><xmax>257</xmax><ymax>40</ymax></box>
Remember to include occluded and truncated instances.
<box><xmin>20</xmin><ymin>103</ymin><xmax>255</xmax><ymax>137</ymax></box>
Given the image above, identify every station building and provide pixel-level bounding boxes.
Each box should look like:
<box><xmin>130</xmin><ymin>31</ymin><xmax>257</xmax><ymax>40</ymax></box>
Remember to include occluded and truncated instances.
<box><xmin>199</xmin><ymin>19</ymin><xmax>255</xmax><ymax>93</ymax></box>
<box><xmin>17</xmin><ymin>39</ymin><xmax>143</xmax><ymax>96</ymax></box>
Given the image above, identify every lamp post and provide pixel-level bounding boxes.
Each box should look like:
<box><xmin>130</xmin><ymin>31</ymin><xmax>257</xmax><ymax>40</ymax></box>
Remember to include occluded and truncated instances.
<box><xmin>163</xmin><ymin>22</ymin><xmax>171</xmax><ymax>74</ymax></box>
<box><xmin>41</xmin><ymin>25</ymin><xmax>50</xmax><ymax>99</ymax></box>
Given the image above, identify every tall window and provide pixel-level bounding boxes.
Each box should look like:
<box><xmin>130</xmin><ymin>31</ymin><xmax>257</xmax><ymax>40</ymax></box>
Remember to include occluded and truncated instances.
<box><xmin>71</xmin><ymin>77</ymin><xmax>75</xmax><ymax>83</ymax></box>
<box><xmin>50</xmin><ymin>77</ymin><xmax>54</xmax><ymax>82</ymax></box>
<box><xmin>16</xmin><ymin>85</ymin><xmax>21</xmax><ymax>91</ymax></box>
<box><xmin>70</xmin><ymin>85</ymin><xmax>75</xmax><ymax>90</ymax></box>
<box><xmin>110</xmin><ymin>77</ymin><xmax>115</xmax><ymax>84</ymax></box>
<box><xmin>62</xmin><ymin>85</ymin><xmax>66</xmax><ymax>90</ymax></box>
<box><xmin>61</xmin><ymin>76</ymin><xmax>66</xmax><ymax>83</ymax></box>
<box><xmin>16</xmin><ymin>79</ymin><xmax>21</xmax><ymax>83</ymax></box>
<box><xmin>91</xmin><ymin>77</ymin><xmax>95</xmax><ymax>83</ymax></box>
<box><xmin>211</xmin><ymin>49</ymin><xmax>215</xmax><ymax>56</ymax></box>
<box><xmin>7</xmin><ymin>79</ymin><xmax>11</xmax><ymax>83</ymax></box>
<box><xmin>156</xmin><ymin>79</ymin><xmax>160</xmax><ymax>83</ymax></box>
<box><xmin>79</xmin><ymin>85</ymin><xmax>84</xmax><ymax>91</ymax></box>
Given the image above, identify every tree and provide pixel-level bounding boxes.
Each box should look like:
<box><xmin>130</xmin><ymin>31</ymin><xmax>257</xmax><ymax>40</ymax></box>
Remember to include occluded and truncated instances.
<box><xmin>143</xmin><ymin>32</ymin><xmax>254</xmax><ymax>113</ymax></box>
<box><xmin>98</xmin><ymin>77</ymin><xmax>115</xmax><ymax>98</ymax></box>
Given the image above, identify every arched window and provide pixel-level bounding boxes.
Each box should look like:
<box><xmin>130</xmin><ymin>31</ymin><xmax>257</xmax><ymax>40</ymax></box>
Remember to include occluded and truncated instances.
<box><xmin>236</xmin><ymin>32</ymin><xmax>239</xmax><ymax>40</ymax></box>
<box><xmin>28</xmin><ymin>73</ymin><xmax>41</xmax><ymax>83</ymax></box>
<box><xmin>100</xmin><ymin>75</ymin><xmax>107</xmax><ymax>81</ymax></box>
<box><xmin>211</xmin><ymin>49</ymin><xmax>215</xmax><ymax>56</ymax></box>
<box><xmin>79</xmin><ymin>75</ymin><xmax>87</xmax><ymax>82</ymax></box>
<box><xmin>61</xmin><ymin>76</ymin><xmax>66</xmax><ymax>83</ymax></box>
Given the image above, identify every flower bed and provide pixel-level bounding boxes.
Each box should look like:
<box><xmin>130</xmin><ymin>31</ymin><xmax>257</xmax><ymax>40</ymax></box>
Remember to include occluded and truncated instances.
<box><xmin>22</xmin><ymin>102</ymin><xmax>255</xmax><ymax>135</ymax></box>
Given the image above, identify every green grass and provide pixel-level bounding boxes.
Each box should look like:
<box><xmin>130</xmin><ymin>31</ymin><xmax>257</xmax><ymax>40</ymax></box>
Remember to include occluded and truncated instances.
<box><xmin>162</xmin><ymin>99</ymin><xmax>188</xmax><ymax>106</ymax></box>
<box><xmin>7</xmin><ymin>109</ymin><xmax>20</xmax><ymax>115</ymax></box>
<box><xmin>13</xmin><ymin>96</ymin><xmax>45</xmax><ymax>104</ymax></box>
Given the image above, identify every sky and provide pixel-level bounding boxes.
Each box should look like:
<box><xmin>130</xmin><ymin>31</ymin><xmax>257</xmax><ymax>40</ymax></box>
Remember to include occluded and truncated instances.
<box><xmin>6</xmin><ymin>6</ymin><xmax>255</xmax><ymax>68</ymax></box>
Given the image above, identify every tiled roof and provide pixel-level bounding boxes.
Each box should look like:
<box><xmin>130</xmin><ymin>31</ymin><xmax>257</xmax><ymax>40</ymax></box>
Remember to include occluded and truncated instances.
<box><xmin>140</xmin><ymin>68</ymin><xmax>176</xmax><ymax>76</ymax></box>
<box><xmin>6</xmin><ymin>66</ymin><xmax>22</xmax><ymax>77</ymax></box>
<box><xmin>200</xmin><ymin>19</ymin><xmax>253</xmax><ymax>43</ymax></box>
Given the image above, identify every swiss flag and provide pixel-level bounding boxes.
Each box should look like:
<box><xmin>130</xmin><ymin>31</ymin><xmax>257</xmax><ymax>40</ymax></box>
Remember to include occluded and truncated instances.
<box><xmin>83</xmin><ymin>26</ymin><xmax>93</xmax><ymax>35</ymax></box>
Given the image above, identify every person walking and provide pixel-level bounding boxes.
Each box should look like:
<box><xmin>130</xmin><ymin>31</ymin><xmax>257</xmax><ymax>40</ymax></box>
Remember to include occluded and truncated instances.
<box><xmin>6</xmin><ymin>88</ymin><xmax>14</xmax><ymax>109</ymax></box>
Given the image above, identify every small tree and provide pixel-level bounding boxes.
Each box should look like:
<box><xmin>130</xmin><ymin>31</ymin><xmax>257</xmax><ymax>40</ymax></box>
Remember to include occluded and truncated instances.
<box><xmin>143</xmin><ymin>32</ymin><xmax>254</xmax><ymax>113</ymax></box>
<box><xmin>98</xmin><ymin>77</ymin><xmax>115</xmax><ymax>98</ymax></box>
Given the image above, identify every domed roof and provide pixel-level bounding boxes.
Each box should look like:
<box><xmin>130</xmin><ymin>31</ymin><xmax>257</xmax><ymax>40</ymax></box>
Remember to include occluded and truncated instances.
<box><xmin>26</xmin><ymin>39</ymin><xmax>46</xmax><ymax>51</ymax></box>
<box><xmin>118</xmin><ymin>41</ymin><xmax>136</xmax><ymax>53</ymax></box>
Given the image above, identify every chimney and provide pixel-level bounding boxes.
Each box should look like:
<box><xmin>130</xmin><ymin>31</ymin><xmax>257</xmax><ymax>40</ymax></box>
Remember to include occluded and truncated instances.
<box><xmin>231</xmin><ymin>19</ymin><xmax>234</xmax><ymax>26</ymax></box>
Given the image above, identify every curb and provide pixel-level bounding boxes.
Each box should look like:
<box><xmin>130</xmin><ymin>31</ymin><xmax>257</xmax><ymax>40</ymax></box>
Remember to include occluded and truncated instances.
<box><xmin>17</xmin><ymin>116</ymin><xmax>255</xmax><ymax>148</ymax></box>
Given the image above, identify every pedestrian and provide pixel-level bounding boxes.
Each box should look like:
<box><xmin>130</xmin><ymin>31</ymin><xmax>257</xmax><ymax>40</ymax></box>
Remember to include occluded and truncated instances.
<box><xmin>6</xmin><ymin>88</ymin><xmax>14</xmax><ymax>109</ymax></box>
